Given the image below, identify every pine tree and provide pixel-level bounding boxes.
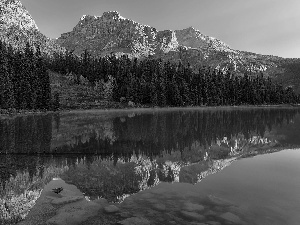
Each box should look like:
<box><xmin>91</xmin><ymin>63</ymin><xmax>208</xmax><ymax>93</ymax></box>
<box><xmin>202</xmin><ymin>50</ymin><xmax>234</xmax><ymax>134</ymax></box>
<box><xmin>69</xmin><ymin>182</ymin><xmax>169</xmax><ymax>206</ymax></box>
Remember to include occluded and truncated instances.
<box><xmin>0</xmin><ymin>41</ymin><xmax>15</xmax><ymax>109</ymax></box>
<box><xmin>53</xmin><ymin>92</ymin><xmax>60</xmax><ymax>110</ymax></box>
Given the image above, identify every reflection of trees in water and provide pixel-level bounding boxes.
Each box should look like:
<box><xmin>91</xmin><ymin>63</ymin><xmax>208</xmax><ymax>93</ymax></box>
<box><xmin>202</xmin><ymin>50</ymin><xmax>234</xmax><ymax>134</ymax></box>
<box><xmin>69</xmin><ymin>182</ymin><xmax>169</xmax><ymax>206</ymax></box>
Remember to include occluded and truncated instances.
<box><xmin>0</xmin><ymin>114</ymin><xmax>54</xmax><ymax>193</ymax></box>
<box><xmin>112</xmin><ymin>109</ymin><xmax>298</xmax><ymax>155</ymax></box>
<box><xmin>0</xmin><ymin>114</ymin><xmax>52</xmax><ymax>154</ymax></box>
<box><xmin>59</xmin><ymin>155</ymin><xmax>142</xmax><ymax>202</ymax></box>
<box><xmin>1</xmin><ymin>108</ymin><xmax>298</xmax><ymax>157</ymax></box>
<box><xmin>52</xmin><ymin>108</ymin><xmax>299</xmax><ymax>157</ymax></box>
<box><xmin>58</xmin><ymin>154</ymin><xmax>181</xmax><ymax>202</ymax></box>
<box><xmin>1</xmin><ymin>108</ymin><xmax>298</xmax><ymax>188</ymax></box>
<box><xmin>0</xmin><ymin>188</ymin><xmax>42</xmax><ymax>224</ymax></box>
<box><xmin>0</xmin><ymin>108</ymin><xmax>299</xmax><ymax>220</ymax></box>
<box><xmin>56</xmin><ymin>131</ymin><xmax>289</xmax><ymax>203</ymax></box>
<box><xmin>0</xmin><ymin>156</ymin><xmax>69</xmax><ymax>224</ymax></box>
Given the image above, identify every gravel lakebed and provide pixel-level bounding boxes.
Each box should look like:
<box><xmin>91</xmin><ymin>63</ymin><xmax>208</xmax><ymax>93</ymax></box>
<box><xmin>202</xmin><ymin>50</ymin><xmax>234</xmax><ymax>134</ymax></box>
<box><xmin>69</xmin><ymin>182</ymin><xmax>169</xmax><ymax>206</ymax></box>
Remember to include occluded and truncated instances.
<box><xmin>17</xmin><ymin>180</ymin><xmax>249</xmax><ymax>225</ymax></box>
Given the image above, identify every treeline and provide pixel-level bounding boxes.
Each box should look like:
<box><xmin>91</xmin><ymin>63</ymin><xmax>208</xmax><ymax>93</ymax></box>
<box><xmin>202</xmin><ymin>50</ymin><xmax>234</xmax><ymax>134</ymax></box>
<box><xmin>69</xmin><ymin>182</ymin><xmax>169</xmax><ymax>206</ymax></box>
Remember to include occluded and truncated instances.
<box><xmin>1</xmin><ymin>108</ymin><xmax>299</xmax><ymax>178</ymax></box>
<box><xmin>0</xmin><ymin>40</ymin><xmax>57</xmax><ymax>110</ymax></box>
<box><xmin>49</xmin><ymin>50</ymin><xmax>300</xmax><ymax>106</ymax></box>
<box><xmin>1</xmin><ymin>41</ymin><xmax>299</xmax><ymax>111</ymax></box>
<box><xmin>52</xmin><ymin>108</ymin><xmax>299</xmax><ymax>157</ymax></box>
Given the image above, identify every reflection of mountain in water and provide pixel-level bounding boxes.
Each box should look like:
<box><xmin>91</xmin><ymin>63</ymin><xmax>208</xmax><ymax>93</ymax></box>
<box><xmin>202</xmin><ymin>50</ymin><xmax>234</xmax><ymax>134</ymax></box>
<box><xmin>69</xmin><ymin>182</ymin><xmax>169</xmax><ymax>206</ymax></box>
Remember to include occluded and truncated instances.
<box><xmin>0</xmin><ymin>155</ymin><xmax>69</xmax><ymax>223</ymax></box>
<box><xmin>1</xmin><ymin>108</ymin><xmax>300</xmax><ymax>222</ymax></box>
<box><xmin>51</xmin><ymin>108</ymin><xmax>298</xmax><ymax>156</ymax></box>
<box><xmin>0</xmin><ymin>114</ymin><xmax>52</xmax><ymax>154</ymax></box>
<box><xmin>1</xmin><ymin>108</ymin><xmax>300</xmax><ymax>184</ymax></box>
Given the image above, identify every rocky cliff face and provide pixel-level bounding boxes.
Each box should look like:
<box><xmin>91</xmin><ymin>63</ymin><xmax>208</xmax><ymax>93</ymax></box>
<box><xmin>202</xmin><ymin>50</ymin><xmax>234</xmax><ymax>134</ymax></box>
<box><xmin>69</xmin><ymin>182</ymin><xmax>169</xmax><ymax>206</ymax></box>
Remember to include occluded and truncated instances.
<box><xmin>0</xmin><ymin>0</ymin><xmax>38</xmax><ymax>30</ymax></box>
<box><xmin>56</xmin><ymin>11</ymin><xmax>283</xmax><ymax>74</ymax></box>
<box><xmin>0</xmin><ymin>0</ymin><xmax>64</xmax><ymax>54</ymax></box>
<box><xmin>57</xmin><ymin>11</ymin><xmax>233</xmax><ymax>57</ymax></box>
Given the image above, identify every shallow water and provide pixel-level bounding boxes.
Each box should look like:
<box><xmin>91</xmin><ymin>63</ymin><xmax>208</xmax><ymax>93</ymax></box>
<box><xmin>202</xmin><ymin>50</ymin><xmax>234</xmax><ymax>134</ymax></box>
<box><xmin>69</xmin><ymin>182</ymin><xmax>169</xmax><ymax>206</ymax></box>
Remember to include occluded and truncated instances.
<box><xmin>1</xmin><ymin>107</ymin><xmax>300</xmax><ymax>224</ymax></box>
<box><xmin>196</xmin><ymin>149</ymin><xmax>300</xmax><ymax>225</ymax></box>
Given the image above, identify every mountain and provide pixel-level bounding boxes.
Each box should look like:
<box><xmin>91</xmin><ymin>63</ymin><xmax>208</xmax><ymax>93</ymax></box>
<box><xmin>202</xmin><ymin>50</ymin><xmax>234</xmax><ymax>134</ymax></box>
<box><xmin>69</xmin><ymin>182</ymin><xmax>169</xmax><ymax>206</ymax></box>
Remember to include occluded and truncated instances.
<box><xmin>56</xmin><ymin>11</ymin><xmax>300</xmax><ymax>92</ymax></box>
<box><xmin>0</xmin><ymin>0</ymin><xmax>64</xmax><ymax>55</ymax></box>
<box><xmin>1</xmin><ymin>2</ymin><xmax>300</xmax><ymax>93</ymax></box>
<box><xmin>56</xmin><ymin>11</ymin><xmax>279</xmax><ymax>71</ymax></box>
<box><xmin>56</xmin><ymin>12</ymin><xmax>233</xmax><ymax>57</ymax></box>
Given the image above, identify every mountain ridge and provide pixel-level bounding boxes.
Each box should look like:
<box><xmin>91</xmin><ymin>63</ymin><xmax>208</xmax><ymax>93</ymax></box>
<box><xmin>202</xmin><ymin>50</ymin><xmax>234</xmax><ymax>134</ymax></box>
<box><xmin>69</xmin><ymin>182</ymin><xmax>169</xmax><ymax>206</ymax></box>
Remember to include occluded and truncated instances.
<box><xmin>0</xmin><ymin>0</ymin><xmax>64</xmax><ymax>55</ymax></box>
<box><xmin>57</xmin><ymin>11</ymin><xmax>235</xmax><ymax>56</ymax></box>
<box><xmin>1</xmin><ymin>2</ymin><xmax>300</xmax><ymax>92</ymax></box>
<box><xmin>56</xmin><ymin>11</ymin><xmax>284</xmax><ymax>73</ymax></box>
<box><xmin>55</xmin><ymin>11</ymin><xmax>300</xmax><ymax>92</ymax></box>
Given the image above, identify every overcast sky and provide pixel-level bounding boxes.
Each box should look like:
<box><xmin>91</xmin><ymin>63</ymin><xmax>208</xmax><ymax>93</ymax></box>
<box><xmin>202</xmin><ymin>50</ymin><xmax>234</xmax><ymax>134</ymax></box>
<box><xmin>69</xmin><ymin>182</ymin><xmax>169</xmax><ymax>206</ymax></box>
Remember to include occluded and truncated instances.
<box><xmin>21</xmin><ymin>0</ymin><xmax>300</xmax><ymax>58</ymax></box>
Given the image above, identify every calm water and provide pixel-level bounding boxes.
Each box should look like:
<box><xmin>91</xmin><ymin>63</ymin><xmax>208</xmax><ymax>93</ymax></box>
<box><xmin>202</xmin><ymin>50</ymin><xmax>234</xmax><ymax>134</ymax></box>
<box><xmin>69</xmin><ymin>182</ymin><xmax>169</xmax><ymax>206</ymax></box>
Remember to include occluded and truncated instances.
<box><xmin>1</xmin><ymin>107</ymin><xmax>300</xmax><ymax>224</ymax></box>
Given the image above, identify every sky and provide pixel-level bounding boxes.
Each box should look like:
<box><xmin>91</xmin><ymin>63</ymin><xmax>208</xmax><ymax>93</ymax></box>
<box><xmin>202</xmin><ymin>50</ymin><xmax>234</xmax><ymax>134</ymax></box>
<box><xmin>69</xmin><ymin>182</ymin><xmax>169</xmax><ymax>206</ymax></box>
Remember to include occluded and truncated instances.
<box><xmin>21</xmin><ymin>0</ymin><xmax>300</xmax><ymax>58</ymax></box>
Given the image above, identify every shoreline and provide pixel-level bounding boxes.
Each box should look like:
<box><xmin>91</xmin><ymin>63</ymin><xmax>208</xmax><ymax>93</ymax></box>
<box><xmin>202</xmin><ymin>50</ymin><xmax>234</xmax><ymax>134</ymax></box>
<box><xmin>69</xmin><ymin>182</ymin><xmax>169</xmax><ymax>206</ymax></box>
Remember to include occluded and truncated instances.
<box><xmin>1</xmin><ymin>103</ymin><xmax>300</xmax><ymax>118</ymax></box>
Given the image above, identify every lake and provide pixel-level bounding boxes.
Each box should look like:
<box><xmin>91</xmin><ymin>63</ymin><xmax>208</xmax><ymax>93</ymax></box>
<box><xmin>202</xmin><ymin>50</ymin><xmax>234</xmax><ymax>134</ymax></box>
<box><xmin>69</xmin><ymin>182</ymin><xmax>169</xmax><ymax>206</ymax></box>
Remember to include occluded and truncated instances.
<box><xmin>1</xmin><ymin>107</ymin><xmax>300</xmax><ymax>225</ymax></box>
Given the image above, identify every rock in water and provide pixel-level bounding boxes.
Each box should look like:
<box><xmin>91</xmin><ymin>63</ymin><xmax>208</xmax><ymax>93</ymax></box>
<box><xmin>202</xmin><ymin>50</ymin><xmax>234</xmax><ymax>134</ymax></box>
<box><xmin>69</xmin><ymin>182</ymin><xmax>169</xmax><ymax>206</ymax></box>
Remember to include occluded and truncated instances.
<box><xmin>46</xmin><ymin>199</ymin><xmax>102</xmax><ymax>225</ymax></box>
<box><xmin>220</xmin><ymin>212</ymin><xmax>243</xmax><ymax>224</ymax></box>
<box><xmin>117</xmin><ymin>217</ymin><xmax>151</xmax><ymax>225</ymax></box>
<box><xmin>183</xmin><ymin>202</ymin><xmax>205</xmax><ymax>212</ymax></box>
<box><xmin>152</xmin><ymin>203</ymin><xmax>166</xmax><ymax>211</ymax></box>
<box><xmin>104</xmin><ymin>205</ymin><xmax>120</xmax><ymax>213</ymax></box>
<box><xmin>93</xmin><ymin>198</ymin><xmax>108</xmax><ymax>206</ymax></box>
<box><xmin>52</xmin><ymin>187</ymin><xmax>63</xmax><ymax>194</ymax></box>
<box><xmin>180</xmin><ymin>211</ymin><xmax>205</xmax><ymax>221</ymax></box>
<box><xmin>51</xmin><ymin>196</ymin><xmax>84</xmax><ymax>205</ymax></box>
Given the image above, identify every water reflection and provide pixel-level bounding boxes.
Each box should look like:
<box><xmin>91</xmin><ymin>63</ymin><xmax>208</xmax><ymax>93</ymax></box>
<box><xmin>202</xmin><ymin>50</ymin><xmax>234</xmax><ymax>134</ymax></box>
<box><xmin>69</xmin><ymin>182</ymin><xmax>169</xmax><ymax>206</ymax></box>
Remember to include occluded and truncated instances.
<box><xmin>0</xmin><ymin>114</ymin><xmax>52</xmax><ymax>154</ymax></box>
<box><xmin>0</xmin><ymin>155</ymin><xmax>69</xmax><ymax>223</ymax></box>
<box><xmin>1</xmin><ymin>107</ymin><xmax>300</xmax><ymax>223</ymax></box>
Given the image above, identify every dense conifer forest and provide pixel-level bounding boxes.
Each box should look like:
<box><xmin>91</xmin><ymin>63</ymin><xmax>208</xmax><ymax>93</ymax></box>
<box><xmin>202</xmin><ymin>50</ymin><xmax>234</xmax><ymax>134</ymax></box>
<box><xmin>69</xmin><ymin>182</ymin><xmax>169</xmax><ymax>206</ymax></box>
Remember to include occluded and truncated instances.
<box><xmin>0</xmin><ymin>41</ymin><xmax>299</xmax><ymax>111</ymax></box>
<box><xmin>0</xmin><ymin>41</ymin><xmax>52</xmax><ymax>110</ymax></box>
<box><xmin>49</xmin><ymin>49</ymin><xmax>300</xmax><ymax>106</ymax></box>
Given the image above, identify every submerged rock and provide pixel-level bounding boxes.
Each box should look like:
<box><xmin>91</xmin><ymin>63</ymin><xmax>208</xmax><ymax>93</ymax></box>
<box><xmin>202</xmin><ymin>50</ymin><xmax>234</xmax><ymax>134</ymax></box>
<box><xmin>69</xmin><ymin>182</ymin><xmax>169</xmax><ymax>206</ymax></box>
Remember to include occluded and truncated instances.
<box><xmin>59</xmin><ymin>189</ymin><xmax>81</xmax><ymax>197</ymax></box>
<box><xmin>93</xmin><ymin>198</ymin><xmax>108</xmax><ymax>206</ymax></box>
<box><xmin>180</xmin><ymin>211</ymin><xmax>205</xmax><ymax>221</ymax></box>
<box><xmin>228</xmin><ymin>205</ymin><xmax>247</xmax><ymax>215</ymax></box>
<box><xmin>46</xmin><ymin>199</ymin><xmax>102</xmax><ymax>225</ymax></box>
<box><xmin>152</xmin><ymin>203</ymin><xmax>166</xmax><ymax>211</ymax></box>
<box><xmin>117</xmin><ymin>216</ymin><xmax>151</xmax><ymax>225</ymax></box>
<box><xmin>140</xmin><ymin>192</ymin><xmax>155</xmax><ymax>199</ymax></box>
<box><xmin>207</xmin><ymin>221</ymin><xmax>221</xmax><ymax>225</ymax></box>
<box><xmin>118</xmin><ymin>211</ymin><xmax>132</xmax><ymax>218</ymax></box>
<box><xmin>183</xmin><ymin>202</ymin><xmax>205</xmax><ymax>212</ymax></box>
<box><xmin>208</xmin><ymin>195</ymin><xmax>233</xmax><ymax>206</ymax></box>
<box><xmin>220</xmin><ymin>212</ymin><xmax>243</xmax><ymax>224</ymax></box>
<box><xmin>44</xmin><ymin>191</ymin><xmax>63</xmax><ymax>199</ymax></box>
<box><xmin>51</xmin><ymin>196</ymin><xmax>84</xmax><ymax>205</ymax></box>
<box><xmin>204</xmin><ymin>210</ymin><xmax>217</xmax><ymax>216</ymax></box>
<box><xmin>104</xmin><ymin>205</ymin><xmax>120</xmax><ymax>213</ymax></box>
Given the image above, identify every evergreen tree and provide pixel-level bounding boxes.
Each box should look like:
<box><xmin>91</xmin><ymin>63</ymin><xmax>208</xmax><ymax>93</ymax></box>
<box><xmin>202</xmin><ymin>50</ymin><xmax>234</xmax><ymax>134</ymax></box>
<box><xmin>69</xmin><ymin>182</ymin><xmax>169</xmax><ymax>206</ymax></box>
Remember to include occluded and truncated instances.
<box><xmin>0</xmin><ymin>46</ymin><xmax>15</xmax><ymax>109</ymax></box>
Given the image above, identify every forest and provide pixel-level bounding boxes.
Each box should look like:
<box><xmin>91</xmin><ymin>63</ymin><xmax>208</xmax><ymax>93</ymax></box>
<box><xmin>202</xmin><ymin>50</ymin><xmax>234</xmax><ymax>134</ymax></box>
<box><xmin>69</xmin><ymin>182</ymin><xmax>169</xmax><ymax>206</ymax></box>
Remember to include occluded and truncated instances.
<box><xmin>0</xmin><ymin>41</ymin><xmax>56</xmax><ymax>111</ymax></box>
<box><xmin>0</xmin><ymin>40</ymin><xmax>300</xmax><ymax>111</ymax></box>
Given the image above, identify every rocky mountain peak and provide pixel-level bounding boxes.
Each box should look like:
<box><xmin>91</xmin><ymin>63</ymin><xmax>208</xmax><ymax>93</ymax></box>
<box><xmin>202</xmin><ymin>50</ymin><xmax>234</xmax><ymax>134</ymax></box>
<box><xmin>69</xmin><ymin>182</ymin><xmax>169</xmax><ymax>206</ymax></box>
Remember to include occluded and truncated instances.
<box><xmin>57</xmin><ymin>10</ymin><xmax>237</xmax><ymax>58</ymax></box>
<box><xmin>54</xmin><ymin>11</ymin><xmax>288</xmax><ymax>75</ymax></box>
<box><xmin>79</xmin><ymin>11</ymin><xmax>127</xmax><ymax>25</ymax></box>
<box><xmin>174</xmin><ymin>26</ymin><xmax>232</xmax><ymax>52</ymax></box>
<box><xmin>102</xmin><ymin>11</ymin><xmax>124</xmax><ymax>20</ymax></box>
<box><xmin>80</xmin><ymin>15</ymin><xmax>99</xmax><ymax>21</ymax></box>
<box><xmin>57</xmin><ymin>11</ymin><xmax>158</xmax><ymax>57</ymax></box>
<box><xmin>186</xmin><ymin>26</ymin><xmax>196</xmax><ymax>32</ymax></box>
<box><xmin>0</xmin><ymin>0</ymin><xmax>38</xmax><ymax>31</ymax></box>
<box><xmin>0</xmin><ymin>0</ymin><xmax>64</xmax><ymax>55</ymax></box>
